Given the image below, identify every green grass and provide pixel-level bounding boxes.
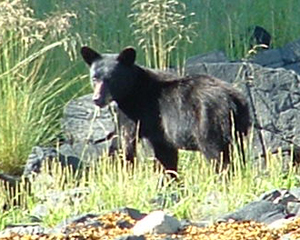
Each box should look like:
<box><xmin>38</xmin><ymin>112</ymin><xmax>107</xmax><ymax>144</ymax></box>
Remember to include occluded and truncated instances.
<box><xmin>129</xmin><ymin>0</ymin><xmax>197</xmax><ymax>71</ymax></box>
<box><xmin>29</xmin><ymin>0</ymin><xmax>300</xmax><ymax>62</ymax></box>
<box><xmin>0</xmin><ymin>144</ymin><xmax>298</xmax><ymax>230</ymax></box>
<box><xmin>0</xmin><ymin>0</ymin><xmax>89</xmax><ymax>175</ymax></box>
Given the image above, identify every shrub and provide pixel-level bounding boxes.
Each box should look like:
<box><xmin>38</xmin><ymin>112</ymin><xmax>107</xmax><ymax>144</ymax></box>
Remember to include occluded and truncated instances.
<box><xmin>0</xmin><ymin>0</ymin><xmax>77</xmax><ymax>175</ymax></box>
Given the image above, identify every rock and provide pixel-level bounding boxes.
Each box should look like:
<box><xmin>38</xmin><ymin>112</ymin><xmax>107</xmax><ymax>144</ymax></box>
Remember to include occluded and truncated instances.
<box><xmin>23</xmin><ymin>146</ymin><xmax>81</xmax><ymax>177</ymax></box>
<box><xmin>219</xmin><ymin>200</ymin><xmax>288</xmax><ymax>224</ymax></box>
<box><xmin>62</xmin><ymin>94</ymin><xmax>115</xmax><ymax>144</ymax></box>
<box><xmin>21</xmin><ymin>146</ymin><xmax>92</xmax><ymax>212</ymax></box>
<box><xmin>288</xmin><ymin>188</ymin><xmax>300</xmax><ymax>199</ymax></box>
<box><xmin>281</xmin><ymin>233</ymin><xmax>294</xmax><ymax>240</ymax></box>
<box><xmin>287</xmin><ymin>201</ymin><xmax>300</xmax><ymax>217</ymax></box>
<box><xmin>252</xmin><ymin>49</ymin><xmax>283</xmax><ymax>67</ymax></box>
<box><xmin>0</xmin><ymin>224</ymin><xmax>48</xmax><ymax>237</ymax></box>
<box><xmin>23</xmin><ymin>146</ymin><xmax>57</xmax><ymax>176</ymax></box>
<box><xmin>61</xmin><ymin>94</ymin><xmax>116</xmax><ymax>159</ymax></box>
<box><xmin>251</xmin><ymin>37</ymin><xmax>300</xmax><ymax>75</ymax></box>
<box><xmin>180</xmin><ymin>219</ymin><xmax>210</xmax><ymax>229</ymax></box>
<box><xmin>187</xmin><ymin>37</ymin><xmax>300</xmax><ymax>76</ymax></box>
<box><xmin>185</xmin><ymin>50</ymin><xmax>228</xmax><ymax>66</ymax></box>
<box><xmin>0</xmin><ymin>173</ymin><xmax>29</xmax><ymax>210</ymax></box>
<box><xmin>116</xmin><ymin>219</ymin><xmax>134</xmax><ymax>229</ymax></box>
<box><xmin>0</xmin><ymin>173</ymin><xmax>20</xmax><ymax>188</ymax></box>
<box><xmin>268</xmin><ymin>217</ymin><xmax>295</xmax><ymax>230</ymax></box>
<box><xmin>258</xmin><ymin>188</ymin><xmax>300</xmax><ymax>217</ymax></box>
<box><xmin>284</xmin><ymin>62</ymin><xmax>300</xmax><ymax>74</ymax></box>
<box><xmin>115</xmin><ymin>235</ymin><xmax>146</xmax><ymax>240</ymax></box>
<box><xmin>31</xmin><ymin>187</ymin><xmax>91</xmax><ymax>213</ymax></box>
<box><xmin>51</xmin><ymin>213</ymin><xmax>100</xmax><ymax>234</ymax></box>
<box><xmin>22</xmin><ymin>94</ymin><xmax>138</xmax><ymax>180</ymax></box>
<box><xmin>150</xmin><ymin>192</ymin><xmax>180</xmax><ymax>208</ymax></box>
<box><xmin>30</xmin><ymin>204</ymin><xmax>49</xmax><ymax>222</ymax></box>
<box><xmin>281</xmin><ymin>38</ymin><xmax>300</xmax><ymax>64</ymax></box>
<box><xmin>259</xmin><ymin>189</ymin><xmax>299</xmax><ymax>205</ymax></box>
<box><xmin>259</xmin><ymin>189</ymin><xmax>284</xmax><ymax>202</ymax></box>
<box><xmin>115</xmin><ymin>207</ymin><xmax>147</xmax><ymax>221</ymax></box>
<box><xmin>59</xmin><ymin>142</ymin><xmax>99</xmax><ymax>167</ymax></box>
<box><xmin>132</xmin><ymin>210</ymin><xmax>180</xmax><ymax>235</ymax></box>
<box><xmin>61</xmin><ymin>94</ymin><xmax>138</xmax><ymax>163</ymax></box>
<box><xmin>186</xmin><ymin>61</ymin><xmax>242</xmax><ymax>82</ymax></box>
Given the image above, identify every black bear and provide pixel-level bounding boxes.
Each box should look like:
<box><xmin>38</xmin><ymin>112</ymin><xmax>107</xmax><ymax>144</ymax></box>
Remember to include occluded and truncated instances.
<box><xmin>81</xmin><ymin>46</ymin><xmax>251</xmax><ymax>176</ymax></box>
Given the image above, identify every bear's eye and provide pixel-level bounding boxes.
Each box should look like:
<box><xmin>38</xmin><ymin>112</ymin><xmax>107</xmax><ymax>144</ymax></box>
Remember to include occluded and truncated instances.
<box><xmin>92</xmin><ymin>75</ymin><xmax>102</xmax><ymax>82</ymax></box>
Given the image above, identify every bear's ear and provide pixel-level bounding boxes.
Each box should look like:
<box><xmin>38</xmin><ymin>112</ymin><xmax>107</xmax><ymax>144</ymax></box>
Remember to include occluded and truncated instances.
<box><xmin>81</xmin><ymin>46</ymin><xmax>102</xmax><ymax>66</ymax></box>
<box><xmin>117</xmin><ymin>47</ymin><xmax>136</xmax><ymax>66</ymax></box>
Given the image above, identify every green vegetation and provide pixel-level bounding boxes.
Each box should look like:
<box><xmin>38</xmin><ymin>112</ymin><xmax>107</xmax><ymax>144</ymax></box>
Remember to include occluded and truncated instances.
<box><xmin>0</xmin><ymin>0</ymin><xmax>87</xmax><ymax>175</ymax></box>
<box><xmin>29</xmin><ymin>0</ymin><xmax>300</xmax><ymax>60</ymax></box>
<box><xmin>0</xmin><ymin>144</ymin><xmax>298</xmax><ymax>230</ymax></box>
<box><xmin>1</xmin><ymin>0</ymin><xmax>300</xmax><ymax>231</ymax></box>
<box><xmin>130</xmin><ymin>0</ymin><xmax>197</xmax><ymax>71</ymax></box>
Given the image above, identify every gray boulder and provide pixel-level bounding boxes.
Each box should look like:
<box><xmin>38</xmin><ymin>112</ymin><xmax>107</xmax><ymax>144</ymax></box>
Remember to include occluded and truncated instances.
<box><xmin>281</xmin><ymin>38</ymin><xmax>300</xmax><ymax>64</ymax></box>
<box><xmin>251</xmin><ymin>37</ymin><xmax>300</xmax><ymax>74</ymax></box>
<box><xmin>185</xmin><ymin>50</ymin><xmax>229</xmax><ymax>66</ymax></box>
<box><xmin>23</xmin><ymin>93</ymin><xmax>137</xmax><ymax>178</ymax></box>
<box><xmin>219</xmin><ymin>200</ymin><xmax>288</xmax><ymax>224</ymax></box>
<box><xmin>132</xmin><ymin>210</ymin><xmax>181</xmax><ymax>235</ymax></box>
<box><xmin>218</xmin><ymin>188</ymin><xmax>300</xmax><ymax>227</ymax></box>
<box><xmin>0</xmin><ymin>224</ymin><xmax>48</xmax><ymax>238</ymax></box>
<box><xmin>259</xmin><ymin>188</ymin><xmax>300</xmax><ymax>218</ymax></box>
<box><xmin>115</xmin><ymin>236</ymin><xmax>146</xmax><ymax>240</ymax></box>
<box><xmin>252</xmin><ymin>48</ymin><xmax>284</xmax><ymax>68</ymax></box>
<box><xmin>62</xmin><ymin>93</ymin><xmax>137</xmax><ymax>163</ymax></box>
<box><xmin>61</xmin><ymin>94</ymin><xmax>116</xmax><ymax>158</ymax></box>
<box><xmin>23</xmin><ymin>146</ymin><xmax>58</xmax><ymax>176</ymax></box>
<box><xmin>23</xmin><ymin>145</ymin><xmax>81</xmax><ymax>178</ymax></box>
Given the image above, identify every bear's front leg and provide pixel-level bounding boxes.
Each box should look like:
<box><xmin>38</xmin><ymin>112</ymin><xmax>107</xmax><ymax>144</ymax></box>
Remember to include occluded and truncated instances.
<box><xmin>151</xmin><ymin>141</ymin><xmax>178</xmax><ymax>179</ymax></box>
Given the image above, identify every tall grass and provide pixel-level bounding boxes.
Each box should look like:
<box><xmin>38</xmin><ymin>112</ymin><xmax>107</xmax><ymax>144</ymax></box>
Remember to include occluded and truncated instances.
<box><xmin>0</xmin><ymin>0</ymin><xmax>85</xmax><ymax>175</ymax></box>
<box><xmin>0</xmin><ymin>145</ymin><xmax>298</xmax><ymax>229</ymax></box>
<box><xmin>30</xmin><ymin>0</ymin><xmax>300</xmax><ymax>63</ymax></box>
<box><xmin>29</xmin><ymin>0</ymin><xmax>133</xmax><ymax>53</ymax></box>
<box><xmin>130</xmin><ymin>0</ymin><xmax>197</xmax><ymax>71</ymax></box>
<box><xmin>181</xmin><ymin>0</ymin><xmax>300</xmax><ymax>59</ymax></box>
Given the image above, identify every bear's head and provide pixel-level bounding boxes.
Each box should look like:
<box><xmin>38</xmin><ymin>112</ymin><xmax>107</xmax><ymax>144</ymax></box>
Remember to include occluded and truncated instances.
<box><xmin>81</xmin><ymin>46</ymin><xmax>137</xmax><ymax>108</ymax></box>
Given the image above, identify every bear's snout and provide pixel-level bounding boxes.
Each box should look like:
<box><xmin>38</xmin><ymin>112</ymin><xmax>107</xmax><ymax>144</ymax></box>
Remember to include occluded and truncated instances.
<box><xmin>93</xmin><ymin>81</ymin><xmax>106</xmax><ymax>107</ymax></box>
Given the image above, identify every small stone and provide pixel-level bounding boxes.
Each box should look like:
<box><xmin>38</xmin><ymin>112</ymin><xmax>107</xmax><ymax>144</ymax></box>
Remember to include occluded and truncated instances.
<box><xmin>115</xmin><ymin>235</ymin><xmax>146</xmax><ymax>240</ymax></box>
<box><xmin>268</xmin><ymin>217</ymin><xmax>295</xmax><ymax>230</ymax></box>
<box><xmin>116</xmin><ymin>219</ymin><xmax>134</xmax><ymax>229</ymax></box>
<box><xmin>132</xmin><ymin>210</ymin><xmax>180</xmax><ymax>236</ymax></box>
<box><xmin>116</xmin><ymin>207</ymin><xmax>146</xmax><ymax>221</ymax></box>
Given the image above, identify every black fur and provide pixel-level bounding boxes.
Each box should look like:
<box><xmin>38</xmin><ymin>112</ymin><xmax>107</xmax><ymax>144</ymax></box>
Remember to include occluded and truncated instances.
<box><xmin>81</xmin><ymin>46</ymin><xmax>251</xmax><ymax>175</ymax></box>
